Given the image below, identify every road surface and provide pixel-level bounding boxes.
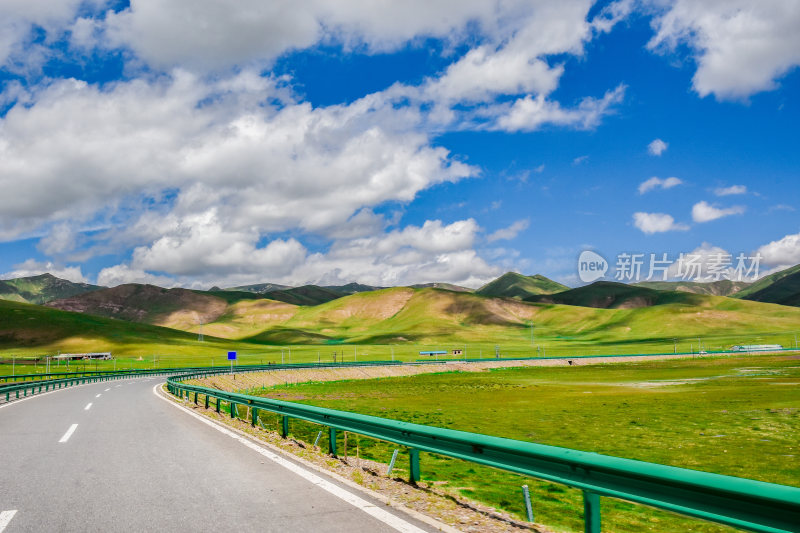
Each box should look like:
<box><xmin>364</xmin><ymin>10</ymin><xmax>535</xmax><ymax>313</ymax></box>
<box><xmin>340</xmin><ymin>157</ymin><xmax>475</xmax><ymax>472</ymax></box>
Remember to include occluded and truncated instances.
<box><xmin>0</xmin><ymin>377</ymin><xmax>438</xmax><ymax>532</ymax></box>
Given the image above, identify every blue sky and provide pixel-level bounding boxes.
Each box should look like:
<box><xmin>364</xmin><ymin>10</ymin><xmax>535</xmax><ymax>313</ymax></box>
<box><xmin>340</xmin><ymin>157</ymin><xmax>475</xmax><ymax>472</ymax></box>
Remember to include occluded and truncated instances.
<box><xmin>0</xmin><ymin>1</ymin><xmax>798</xmax><ymax>288</ymax></box>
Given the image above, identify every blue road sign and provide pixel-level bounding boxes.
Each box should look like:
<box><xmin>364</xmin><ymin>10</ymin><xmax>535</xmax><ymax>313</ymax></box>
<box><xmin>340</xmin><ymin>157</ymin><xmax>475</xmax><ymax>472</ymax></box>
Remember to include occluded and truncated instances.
<box><xmin>227</xmin><ymin>351</ymin><xmax>237</xmax><ymax>360</ymax></box>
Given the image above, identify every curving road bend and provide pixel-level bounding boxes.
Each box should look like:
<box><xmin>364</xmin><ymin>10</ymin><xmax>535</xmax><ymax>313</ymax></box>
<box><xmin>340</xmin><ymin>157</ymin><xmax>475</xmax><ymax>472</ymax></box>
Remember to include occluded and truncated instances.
<box><xmin>0</xmin><ymin>378</ymin><xmax>437</xmax><ymax>532</ymax></box>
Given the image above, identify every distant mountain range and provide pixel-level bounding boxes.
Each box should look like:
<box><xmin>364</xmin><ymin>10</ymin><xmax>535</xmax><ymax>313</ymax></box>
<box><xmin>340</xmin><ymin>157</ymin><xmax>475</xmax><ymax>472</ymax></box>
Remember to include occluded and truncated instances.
<box><xmin>633</xmin><ymin>279</ymin><xmax>751</xmax><ymax>297</ymax></box>
<box><xmin>527</xmin><ymin>281</ymin><xmax>704</xmax><ymax>309</ymax></box>
<box><xmin>2</xmin><ymin>264</ymin><xmax>797</xmax><ymax>357</ymax></box>
<box><xmin>3</xmin><ymin>264</ymin><xmax>800</xmax><ymax>317</ymax></box>
<box><xmin>5</xmin><ymin>274</ymin><xmax>800</xmax><ymax>355</ymax></box>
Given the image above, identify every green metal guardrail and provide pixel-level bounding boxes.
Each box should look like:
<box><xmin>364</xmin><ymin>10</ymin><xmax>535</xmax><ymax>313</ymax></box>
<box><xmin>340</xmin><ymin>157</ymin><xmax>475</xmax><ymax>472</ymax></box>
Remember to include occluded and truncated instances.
<box><xmin>0</xmin><ymin>368</ymin><xmax>192</xmax><ymax>404</ymax></box>
<box><xmin>168</xmin><ymin>371</ymin><xmax>800</xmax><ymax>533</ymax></box>
<box><xmin>0</xmin><ymin>361</ymin><xmax>407</xmax><ymax>404</ymax></box>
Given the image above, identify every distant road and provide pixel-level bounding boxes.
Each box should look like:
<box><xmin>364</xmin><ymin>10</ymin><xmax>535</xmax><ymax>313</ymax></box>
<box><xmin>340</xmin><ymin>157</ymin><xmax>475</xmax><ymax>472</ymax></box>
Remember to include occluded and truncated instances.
<box><xmin>0</xmin><ymin>378</ymin><xmax>436</xmax><ymax>532</ymax></box>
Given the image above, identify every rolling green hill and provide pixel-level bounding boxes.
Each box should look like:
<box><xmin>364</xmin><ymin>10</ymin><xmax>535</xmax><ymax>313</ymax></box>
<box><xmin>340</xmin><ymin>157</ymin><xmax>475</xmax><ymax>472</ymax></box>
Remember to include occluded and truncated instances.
<box><xmin>476</xmin><ymin>272</ymin><xmax>568</xmax><ymax>299</ymax></box>
<box><xmin>634</xmin><ymin>279</ymin><xmax>751</xmax><ymax>297</ymax></box>
<box><xmin>739</xmin><ymin>268</ymin><xmax>800</xmax><ymax>307</ymax></box>
<box><xmin>0</xmin><ymin>273</ymin><xmax>102</xmax><ymax>304</ymax></box>
<box><xmin>323</xmin><ymin>282</ymin><xmax>384</xmax><ymax>294</ymax></box>
<box><xmin>408</xmin><ymin>282</ymin><xmax>471</xmax><ymax>292</ymax></box>
<box><xmin>733</xmin><ymin>263</ymin><xmax>800</xmax><ymax>303</ymax></box>
<box><xmin>0</xmin><ymin>298</ymin><xmax>237</xmax><ymax>355</ymax></box>
<box><xmin>225</xmin><ymin>282</ymin><xmax>346</xmax><ymax>305</ymax></box>
<box><xmin>264</xmin><ymin>285</ymin><xmax>346</xmax><ymax>306</ymax></box>
<box><xmin>195</xmin><ymin>285</ymin><xmax>800</xmax><ymax>347</ymax></box>
<box><xmin>527</xmin><ymin>281</ymin><xmax>704</xmax><ymax>309</ymax></box>
<box><xmin>3</xmin><ymin>282</ymin><xmax>800</xmax><ymax>360</ymax></box>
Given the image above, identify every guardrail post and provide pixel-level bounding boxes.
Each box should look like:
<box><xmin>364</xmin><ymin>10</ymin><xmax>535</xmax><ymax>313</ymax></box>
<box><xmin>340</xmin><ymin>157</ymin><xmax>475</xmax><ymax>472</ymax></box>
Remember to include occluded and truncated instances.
<box><xmin>328</xmin><ymin>427</ymin><xmax>337</xmax><ymax>456</ymax></box>
<box><xmin>387</xmin><ymin>449</ymin><xmax>400</xmax><ymax>476</ymax></box>
<box><xmin>409</xmin><ymin>448</ymin><xmax>420</xmax><ymax>483</ymax></box>
<box><xmin>204</xmin><ymin>394</ymin><xmax>209</xmax><ymax>409</ymax></box>
<box><xmin>281</xmin><ymin>416</ymin><xmax>289</xmax><ymax>438</ymax></box>
<box><xmin>583</xmin><ymin>490</ymin><xmax>600</xmax><ymax>533</ymax></box>
<box><xmin>231</xmin><ymin>402</ymin><xmax>236</xmax><ymax>418</ymax></box>
<box><xmin>194</xmin><ymin>392</ymin><xmax>198</xmax><ymax>405</ymax></box>
<box><xmin>215</xmin><ymin>397</ymin><xmax>220</xmax><ymax>413</ymax></box>
<box><xmin>251</xmin><ymin>408</ymin><xmax>258</xmax><ymax>427</ymax></box>
<box><xmin>522</xmin><ymin>485</ymin><xmax>534</xmax><ymax>522</ymax></box>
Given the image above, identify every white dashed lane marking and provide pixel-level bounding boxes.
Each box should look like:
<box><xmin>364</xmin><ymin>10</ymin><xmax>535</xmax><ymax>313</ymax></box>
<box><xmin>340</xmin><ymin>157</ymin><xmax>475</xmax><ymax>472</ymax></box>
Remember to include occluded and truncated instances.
<box><xmin>0</xmin><ymin>510</ymin><xmax>18</xmax><ymax>532</ymax></box>
<box><xmin>59</xmin><ymin>424</ymin><xmax>78</xmax><ymax>443</ymax></box>
<box><xmin>84</xmin><ymin>403</ymin><xmax>92</xmax><ymax>411</ymax></box>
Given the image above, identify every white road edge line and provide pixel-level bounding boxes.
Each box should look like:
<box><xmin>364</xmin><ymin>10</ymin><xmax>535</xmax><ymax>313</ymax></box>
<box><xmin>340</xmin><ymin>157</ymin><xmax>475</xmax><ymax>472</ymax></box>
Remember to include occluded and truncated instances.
<box><xmin>59</xmin><ymin>424</ymin><xmax>78</xmax><ymax>443</ymax></box>
<box><xmin>153</xmin><ymin>384</ymin><xmax>428</xmax><ymax>533</ymax></box>
<box><xmin>84</xmin><ymin>403</ymin><xmax>92</xmax><ymax>410</ymax></box>
<box><xmin>0</xmin><ymin>510</ymin><xmax>17</xmax><ymax>532</ymax></box>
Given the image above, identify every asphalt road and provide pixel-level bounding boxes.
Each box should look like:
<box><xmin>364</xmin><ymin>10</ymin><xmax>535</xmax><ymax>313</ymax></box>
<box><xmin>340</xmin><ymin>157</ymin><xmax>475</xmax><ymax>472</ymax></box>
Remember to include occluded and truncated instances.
<box><xmin>0</xmin><ymin>378</ymin><xmax>437</xmax><ymax>532</ymax></box>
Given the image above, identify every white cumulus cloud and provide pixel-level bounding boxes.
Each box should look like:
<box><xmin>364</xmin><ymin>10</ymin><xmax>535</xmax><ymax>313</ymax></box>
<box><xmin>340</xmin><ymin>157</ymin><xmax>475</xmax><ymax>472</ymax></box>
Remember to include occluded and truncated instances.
<box><xmin>487</xmin><ymin>219</ymin><xmax>530</xmax><ymax>243</ymax></box>
<box><xmin>691</xmin><ymin>201</ymin><xmax>746</xmax><ymax>223</ymax></box>
<box><xmin>638</xmin><ymin>176</ymin><xmax>682</xmax><ymax>194</ymax></box>
<box><xmin>100</xmin><ymin>218</ymin><xmax>501</xmax><ymax>289</ymax></box>
<box><xmin>633</xmin><ymin>212</ymin><xmax>689</xmax><ymax>234</ymax></box>
<box><xmin>0</xmin><ymin>0</ymin><xmax>639</xmax><ymax>288</ymax></box>
<box><xmin>714</xmin><ymin>185</ymin><xmax>747</xmax><ymax>196</ymax></box>
<box><xmin>647</xmin><ymin>138</ymin><xmax>668</xmax><ymax>156</ymax></box>
<box><xmin>648</xmin><ymin>0</ymin><xmax>800</xmax><ymax>100</ymax></box>
<box><xmin>756</xmin><ymin>232</ymin><xmax>800</xmax><ymax>269</ymax></box>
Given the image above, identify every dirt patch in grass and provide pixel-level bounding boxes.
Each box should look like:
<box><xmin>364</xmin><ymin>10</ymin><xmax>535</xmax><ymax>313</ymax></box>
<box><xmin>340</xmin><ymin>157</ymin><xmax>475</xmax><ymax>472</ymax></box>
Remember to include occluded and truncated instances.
<box><xmin>191</xmin><ymin>353</ymin><xmax>701</xmax><ymax>392</ymax></box>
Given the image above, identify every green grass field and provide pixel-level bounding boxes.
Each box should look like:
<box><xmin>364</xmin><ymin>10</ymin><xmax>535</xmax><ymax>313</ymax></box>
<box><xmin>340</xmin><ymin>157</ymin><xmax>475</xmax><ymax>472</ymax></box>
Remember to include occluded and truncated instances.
<box><xmin>250</xmin><ymin>355</ymin><xmax>800</xmax><ymax>532</ymax></box>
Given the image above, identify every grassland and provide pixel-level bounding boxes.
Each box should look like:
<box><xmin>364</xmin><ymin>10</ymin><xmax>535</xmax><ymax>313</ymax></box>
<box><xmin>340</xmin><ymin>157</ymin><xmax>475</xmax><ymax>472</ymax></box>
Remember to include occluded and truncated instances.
<box><xmin>247</xmin><ymin>354</ymin><xmax>800</xmax><ymax>532</ymax></box>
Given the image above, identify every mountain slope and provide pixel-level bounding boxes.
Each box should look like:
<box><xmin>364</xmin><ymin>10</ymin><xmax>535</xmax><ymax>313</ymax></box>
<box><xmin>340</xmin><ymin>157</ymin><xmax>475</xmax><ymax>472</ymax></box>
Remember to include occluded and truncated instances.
<box><xmin>0</xmin><ymin>273</ymin><xmax>103</xmax><ymax>304</ymax></box>
<box><xmin>477</xmin><ymin>272</ymin><xmax>568</xmax><ymax>299</ymax></box>
<box><xmin>0</xmin><ymin>298</ymin><xmax>231</xmax><ymax>354</ymax></box>
<box><xmin>323</xmin><ymin>282</ymin><xmax>384</xmax><ymax>294</ymax></box>
<box><xmin>46</xmin><ymin>284</ymin><xmax>231</xmax><ymax>326</ymax></box>
<box><xmin>634</xmin><ymin>279</ymin><xmax>751</xmax><ymax>297</ymax></box>
<box><xmin>734</xmin><ymin>264</ymin><xmax>800</xmax><ymax>301</ymax></box>
<box><xmin>226</xmin><ymin>282</ymin><xmax>292</xmax><ymax>294</ymax></box>
<box><xmin>526</xmin><ymin>281</ymin><xmax>704</xmax><ymax>309</ymax></box>
<box><xmin>264</xmin><ymin>285</ymin><xmax>345</xmax><ymax>306</ymax></box>
<box><xmin>5</xmin><ymin>284</ymin><xmax>800</xmax><ymax>354</ymax></box>
<box><xmin>739</xmin><ymin>268</ymin><xmax>800</xmax><ymax>307</ymax></box>
<box><xmin>408</xmin><ymin>282</ymin><xmax>471</xmax><ymax>292</ymax></box>
<box><xmin>224</xmin><ymin>282</ymin><xmax>345</xmax><ymax>305</ymax></box>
